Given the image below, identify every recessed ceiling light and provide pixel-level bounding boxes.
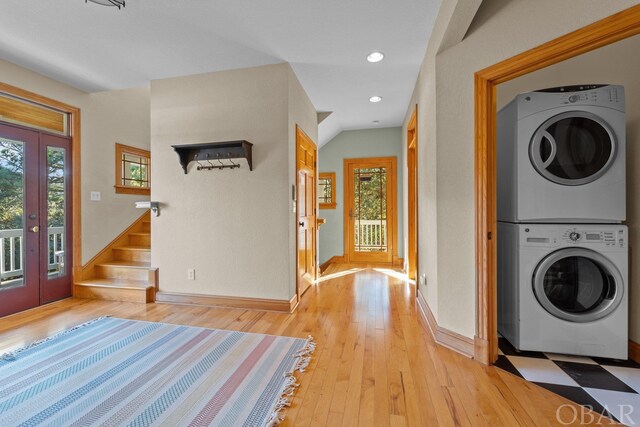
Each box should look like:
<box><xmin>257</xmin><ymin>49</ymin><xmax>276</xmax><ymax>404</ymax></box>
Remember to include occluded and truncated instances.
<box><xmin>373</xmin><ymin>120</ymin><xmax>380</xmax><ymax>124</ymax></box>
<box><xmin>369</xmin><ymin>96</ymin><xmax>382</xmax><ymax>103</ymax></box>
<box><xmin>367</xmin><ymin>52</ymin><xmax>385</xmax><ymax>63</ymax></box>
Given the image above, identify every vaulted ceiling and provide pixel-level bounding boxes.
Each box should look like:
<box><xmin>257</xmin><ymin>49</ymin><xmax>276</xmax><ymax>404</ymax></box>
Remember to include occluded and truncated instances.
<box><xmin>0</xmin><ymin>0</ymin><xmax>440</xmax><ymax>145</ymax></box>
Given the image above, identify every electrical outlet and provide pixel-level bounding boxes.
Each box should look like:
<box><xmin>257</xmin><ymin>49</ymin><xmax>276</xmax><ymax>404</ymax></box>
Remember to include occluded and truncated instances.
<box><xmin>90</xmin><ymin>191</ymin><xmax>101</xmax><ymax>201</ymax></box>
<box><xmin>420</xmin><ymin>274</ymin><xmax>427</xmax><ymax>287</ymax></box>
<box><xmin>187</xmin><ymin>269</ymin><xmax>195</xmax><ymax>280</ymax></box>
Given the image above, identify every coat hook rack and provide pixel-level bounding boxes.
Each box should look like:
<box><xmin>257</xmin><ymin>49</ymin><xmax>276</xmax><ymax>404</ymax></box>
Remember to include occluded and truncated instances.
<box><xmin>172</xmin><ymin>140</ymin><xmax>253</xmax><ymax>173</ymax></box>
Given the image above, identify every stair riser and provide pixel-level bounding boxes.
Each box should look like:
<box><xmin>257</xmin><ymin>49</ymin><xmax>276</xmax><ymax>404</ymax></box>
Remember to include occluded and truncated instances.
<box><xmin>142</xmin><ymin>222</ymin><xmax>151</xmax><ymax>233</ymax></box>
<box><xmin>95</xmin><ymin>265</ymin><xmax>149</xmax><ymax>281</ymax></box>
<box><xmin>113</xmin><ymin>248</ymin><xmax>151</xmax><ymax>263</ymax></box>
<box><xmin>129</xmin><ymin>234</ymin><xmax>151</xmax><ymax>246</ymax></box>
<box><xmin>75</xmin><ymin>284</ymin><xmax>154</xmax><ymax>303</ymax></box>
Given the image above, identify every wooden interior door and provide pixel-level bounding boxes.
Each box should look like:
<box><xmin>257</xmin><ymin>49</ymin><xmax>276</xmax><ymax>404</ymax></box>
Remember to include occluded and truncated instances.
<box><xmin>407</xmin><ymin>108</ymin><xmax>418</xmax><ymax>280</ymax></box>
<box><xmin>0</xmin><ymin>122</ymin><xmax>72</xmax><ymax>318</ymax></box>
<box><xmin>344</xmin><ymin>157</ymin><xmax>397</xmax><ymax>264</ymax></box>
<box><xmin>296</xmin><ymin>126</ymin><xmax>317</xmax><ymax>298</ymax></box>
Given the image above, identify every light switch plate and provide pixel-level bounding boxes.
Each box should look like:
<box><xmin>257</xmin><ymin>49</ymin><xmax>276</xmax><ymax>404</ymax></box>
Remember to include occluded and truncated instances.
<box><xmin>90</xmin><ymin>191</ymin><xmax>101</xmax><ymax>201</ymax></box>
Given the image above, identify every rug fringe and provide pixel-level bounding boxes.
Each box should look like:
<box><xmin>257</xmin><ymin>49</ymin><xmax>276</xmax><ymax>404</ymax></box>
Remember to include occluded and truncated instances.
<box><xmin>264</xmin><ymin>335</ymin><xmax>317</xmax><ymax>427</ymax></box>
<box><xmin>0</xmin><ymin>316</ymin><xmax>110</xmax><ymax>362</ymax></box>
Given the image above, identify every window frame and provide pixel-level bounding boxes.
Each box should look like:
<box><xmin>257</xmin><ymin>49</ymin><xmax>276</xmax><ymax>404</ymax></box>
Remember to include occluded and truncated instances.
<box><xmin>115</xmin><ymin>143</ymin><xmax>151</xmax><ymax>195</ymax></box>
<box><xmin>318</xmin><ymin>172</ymin><xmax>337</xmax><ymax>209</ymax></box>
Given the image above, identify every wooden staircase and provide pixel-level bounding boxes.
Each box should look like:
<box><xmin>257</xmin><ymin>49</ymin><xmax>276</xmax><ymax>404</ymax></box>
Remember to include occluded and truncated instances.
<box><xmin>75</xmin><ymin>212</ymin><xmax>157</xmax><ymax>303</ymax></box>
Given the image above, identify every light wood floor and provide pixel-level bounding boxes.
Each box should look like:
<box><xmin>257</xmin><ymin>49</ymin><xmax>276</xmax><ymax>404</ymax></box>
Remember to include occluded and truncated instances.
<box><xmin>0</xmin><ymin>264</ymin><xmax>618</xmax><ymax>426</ymax></box>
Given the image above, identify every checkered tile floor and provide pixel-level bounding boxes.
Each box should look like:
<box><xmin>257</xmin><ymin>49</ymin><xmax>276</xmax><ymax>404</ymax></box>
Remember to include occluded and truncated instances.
<box><xmin>496</xmin><ymin>338</ymin><xmax>640</xmax><ymax>425</ymax></box>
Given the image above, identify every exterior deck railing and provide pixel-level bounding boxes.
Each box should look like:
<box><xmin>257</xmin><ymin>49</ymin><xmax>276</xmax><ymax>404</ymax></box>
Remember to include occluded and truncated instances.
<box><xmin>0</xmin><ymin>226</ymin><xmax>64</xmax><ymax>280</ymax></box>
<box><xmin>354</xmin><ymin>220</ymin><xmax>387</xmax><ymax>251</ymax></box>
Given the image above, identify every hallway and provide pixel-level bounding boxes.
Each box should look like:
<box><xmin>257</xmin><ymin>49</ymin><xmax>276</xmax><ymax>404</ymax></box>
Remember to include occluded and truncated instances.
<box><xmin>0</xmin><ymin>265</ymin><xmax>608</xmax><ymax>426</ymax></box>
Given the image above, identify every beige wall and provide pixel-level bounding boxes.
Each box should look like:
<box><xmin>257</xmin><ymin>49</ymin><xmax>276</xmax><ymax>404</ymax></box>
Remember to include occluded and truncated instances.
<box><xmin>497</xmin><ymin>35</ymin><xmax>640</xmax><ymax>342</ymax></box>
<box><xmin>83</xmin><ymin>87</ymin><xmax>151</xmax><ymax>260</ymax></box>
<box><xmin>403</xmin><ymin>0</ymin><xmax>637</xmax><ymax>338</ymax></box>
<box><xmin>151</xmin><ymin>63</ymin><xmax>317</xmax><ymax>301</ymax></box>
<box><xmin>0</xmin><ymin>59</ymin><xmax>150</xmax><ymax>263</ymax></box>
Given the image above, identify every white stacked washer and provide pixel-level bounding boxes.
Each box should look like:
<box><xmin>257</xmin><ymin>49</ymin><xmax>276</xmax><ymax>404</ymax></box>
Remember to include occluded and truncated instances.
<box><xmin>498</xmin><ymin>223</ymin><xmax>628</xmax><ymax>359</ymax></box>
<box><xmin>497</xmin><ymin>85</ymin><xmax>628</xmax><ymax>358</ymax></box>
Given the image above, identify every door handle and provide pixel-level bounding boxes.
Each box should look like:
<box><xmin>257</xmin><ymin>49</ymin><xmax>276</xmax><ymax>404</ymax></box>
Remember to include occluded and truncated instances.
<box><xmin>29</xmin><ymin>226</ymin><xmax>40</xmax><ymax>233</ymax></box>
<box><xmin>298</xmin><ymin>221</ymin><xmax>304</xmax><ymax>227</ymax></box>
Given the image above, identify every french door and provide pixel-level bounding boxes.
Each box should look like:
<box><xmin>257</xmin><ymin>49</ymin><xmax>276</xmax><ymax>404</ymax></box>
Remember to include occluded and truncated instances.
<box><xmin>344</xmin><ymin>157</ymin><xmax>397</xmax><ymax>263</ymax></box>
<box><xmin>0</xmin><ymin>123</ymin><xmax>72</xmax><ymax>317</ymax></box>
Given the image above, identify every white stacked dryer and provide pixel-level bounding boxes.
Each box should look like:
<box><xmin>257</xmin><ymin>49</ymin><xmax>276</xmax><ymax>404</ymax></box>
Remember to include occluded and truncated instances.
<box><xmin>497</xmin><ymin>84</ymin><xmax>629</xmax><ymax>359</ymax></box>
<box><xmin>498</xmin><ymin>84</ymin><xmax>626</xmax><ymax>223</ymax></box>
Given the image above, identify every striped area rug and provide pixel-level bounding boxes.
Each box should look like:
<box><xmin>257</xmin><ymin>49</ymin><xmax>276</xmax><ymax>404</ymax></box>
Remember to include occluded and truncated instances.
<box><xmin>0</xmin><ymin>317</ymin><xmax>315</xmax><ymax>427</ymax></box>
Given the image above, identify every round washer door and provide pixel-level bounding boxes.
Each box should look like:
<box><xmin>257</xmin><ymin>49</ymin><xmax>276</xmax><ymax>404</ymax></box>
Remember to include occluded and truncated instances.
<box><xmin>532</xmin><ymin>248</ymin><xmax>623</xmax><ymax>323</ymax></box>
<box><xmin>529</xmin><ymin>111</ymin><xmax>617</xmax><ymax>186</ymax></box>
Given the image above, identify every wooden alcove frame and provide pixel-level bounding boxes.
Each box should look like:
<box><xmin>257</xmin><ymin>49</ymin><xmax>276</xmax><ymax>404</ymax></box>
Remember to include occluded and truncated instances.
<box><xmin>474</xmin><ymin>5</ymin><xmax>640</xmax><ymax>364</ymax></box>
<box><xmin>0</xmin><ymin>82</ymin><xmax>82</xmax><ymax>293</ymax></box>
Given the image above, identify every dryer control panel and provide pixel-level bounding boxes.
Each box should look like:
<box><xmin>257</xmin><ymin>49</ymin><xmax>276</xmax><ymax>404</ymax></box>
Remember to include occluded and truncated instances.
<box><xmin>515</xmin><ymin>84</ymin><xmax>625</xmax><ymax>117</ymax></box>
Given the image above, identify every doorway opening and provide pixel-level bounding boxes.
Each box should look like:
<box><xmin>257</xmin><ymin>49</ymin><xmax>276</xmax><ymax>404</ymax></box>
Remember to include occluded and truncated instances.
<box><xmin>0</xmin><ymin>124</ymin><xmax>73</xmax><ymax>316</ymax></box>
<box><xmin>0</xmin><ymin>83</ymin><xmax>80</xmax><ymax>318</ymax></box>
<box><xmin>474</xmin><ymin>5</ymin><xmax>640</xmax><ymax>364</ymax></box>
<box><xmin>343</xmin><ymin>156</ymin><xmax>398</xmax><ymax>264</ymax></box>
<box><xmin>406</xmin><ymin>107</ymin><xmax>418</xmax><ymax>280</ymax></box>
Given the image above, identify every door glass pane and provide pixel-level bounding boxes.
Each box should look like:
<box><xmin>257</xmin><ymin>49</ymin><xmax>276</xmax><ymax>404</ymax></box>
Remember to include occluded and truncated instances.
<box><xmin>47</xmin><ymin>146</ymin><xmax>66</xmax><ymax>278</ymax></box>
<box><xmin>542</xmin><ymin>256</ymin><xmax>612</xmax><ymax>313</ymax></box>
<box><xmin>353</xmin><ymin>167</ymin><xmax>387</xmax><ymax>252</ymax></box>
<box><xmin>540</xmin><ymin>117</ymin><xmax>612</xmax><ymax>180</ymax></box>
<box><xmin>0</xmin><ymin>138</ymin><xmax>25</xmax><ymax>289</ymax></box>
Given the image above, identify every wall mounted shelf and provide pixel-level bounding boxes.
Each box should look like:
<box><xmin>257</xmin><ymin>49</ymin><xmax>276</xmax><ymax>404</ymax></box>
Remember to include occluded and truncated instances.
<box><xmin>172</xmin><ymin>141</ymin><xmax>253</xmax><ymax>173</ymax></box>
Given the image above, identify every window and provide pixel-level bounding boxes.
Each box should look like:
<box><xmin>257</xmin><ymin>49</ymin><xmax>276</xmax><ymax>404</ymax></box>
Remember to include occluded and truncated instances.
<box><xmin>115</xmin><ymin>143</ymin><xmax>150</xmax><ymax>195</ymax></box>
<box><xmin>318</xmin><ymin>172</ymin><xmax>336</xmax><ymax>209</ymax></box>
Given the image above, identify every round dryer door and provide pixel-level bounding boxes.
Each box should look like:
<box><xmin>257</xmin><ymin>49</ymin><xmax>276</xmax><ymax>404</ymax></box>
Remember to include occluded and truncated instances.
<box><xmin>529</xmin><ymin>111</ymin><xmax>617</xmax><ymax>186</ymax></box>
<box><xmin>532</xmin><ymin>248</ymin><xmax>623</xmax><ymax>323</ymax></box>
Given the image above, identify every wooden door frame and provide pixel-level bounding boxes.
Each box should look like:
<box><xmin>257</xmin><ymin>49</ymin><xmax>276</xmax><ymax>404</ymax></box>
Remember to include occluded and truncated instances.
<box><xmin>0</xmin><ymin>82</ymin><xmax>82</xmax><ymax>294</ymax></box>
<box><xmin>407</xmin><ymin>106</ymin><xmax>418</xmax><ymax>280</ymax></box>
<box><xmin>343</xmin><ymin>156</ymin><xmax>398</xmax><ymax>264</ymax></box>
<box><xmin>295</xmin><ymin>125</ymin><xmax>317</xmax><ymax>302</ymax></box>
<box><xmin>474</xmin><ymin>5</ymin><xmax>640</xmax><ymax>364</ymax></box>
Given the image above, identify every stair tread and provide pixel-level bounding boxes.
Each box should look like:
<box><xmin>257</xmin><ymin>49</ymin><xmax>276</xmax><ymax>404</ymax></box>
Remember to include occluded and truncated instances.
<box><xmin>115</xmin><ymin>245</ymin><xmax>150</xmax><ymax>251</ymax></box>
<box><xmin>77</xmin><ymin>278</ymin><xmax>151</xmax><ymax>289</ymax></box>
<box><xmin>129</xmin><ymin>232</ymin><xmax>150</xmax><ymax>236</ymax></box>
<box><xmin>97</xmin><ymin>260</ymin><xmax>151</xmax><ymax>269</ymax></box>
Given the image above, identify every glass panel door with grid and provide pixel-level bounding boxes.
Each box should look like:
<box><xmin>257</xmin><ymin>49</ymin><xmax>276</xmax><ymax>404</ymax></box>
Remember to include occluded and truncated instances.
<box><xmin>345</xmin><ymin>157</ymin><xmax>396</xmax><ymax>263</ymax></box>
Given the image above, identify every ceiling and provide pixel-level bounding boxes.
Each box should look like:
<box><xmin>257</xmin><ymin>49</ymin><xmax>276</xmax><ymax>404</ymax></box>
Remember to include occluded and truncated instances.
<box><xmin>0</xmin><ymin>0</ymin><xmax>440</xmax><ymax>145</ymax></box>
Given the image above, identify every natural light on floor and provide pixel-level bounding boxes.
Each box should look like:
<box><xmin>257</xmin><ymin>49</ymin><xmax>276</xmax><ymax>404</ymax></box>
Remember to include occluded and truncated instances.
<box><xmin>315</xmin><ymin>268</ymin><xmax>364</xmax><ymax>283</ymax></box>
<box><xmin>373</xmin><ymin>268</ymin><xmax>415</xmax><ymax>284</ymax></box>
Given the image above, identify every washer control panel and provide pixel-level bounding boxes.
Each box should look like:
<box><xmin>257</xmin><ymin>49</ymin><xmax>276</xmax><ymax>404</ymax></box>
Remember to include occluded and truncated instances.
<box><xmin>521</xmin><ymin>225</ymin><xmax>627</xmax><ymax>249</ymax></box>
<box><xmin>561</xmin><ymin>227</ymin><xmax>626</xmax><ymax>248</ymax></box>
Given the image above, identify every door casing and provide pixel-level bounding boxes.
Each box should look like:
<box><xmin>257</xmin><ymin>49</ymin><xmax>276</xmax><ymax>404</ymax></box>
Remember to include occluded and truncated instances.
<box><xmin>343</xmin><ymin>156</ymin><xmax>398</xmax><ymax>264</ymax></box>
<box><xmin>407</xmin><ymin>107</ymin><xmax>418</xmax><ymax>280</ymax></box>
<box><xmin>0</xmin><ymin>83</ymin><xmax>81</xmax><ymax>296</ymax></box>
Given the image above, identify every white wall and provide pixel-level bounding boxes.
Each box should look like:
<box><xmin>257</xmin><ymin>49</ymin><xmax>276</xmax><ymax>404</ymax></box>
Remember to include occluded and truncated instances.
<box><xmin>403</xmin><ymin>0</ymin><xmax>637</xmax><ymax>338</ymax></box>
<box><xmin>318</xmin><ymin>127</ymin><xmax>403</xmax><ymax>265</ymax></box>
<box><xmin>497</xmin><ymin>35</ymin><xmax>640</xmax><ymax>342</ymax></box>
<box><xmin>0</xmin><ymin>59</ymin><xmax>150</xmax><ymax>263</ymax></box>
<box><xmin>151</xmin><ymin>63</ymin><xmax>317</xmax><ymax>301</ymax></box>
